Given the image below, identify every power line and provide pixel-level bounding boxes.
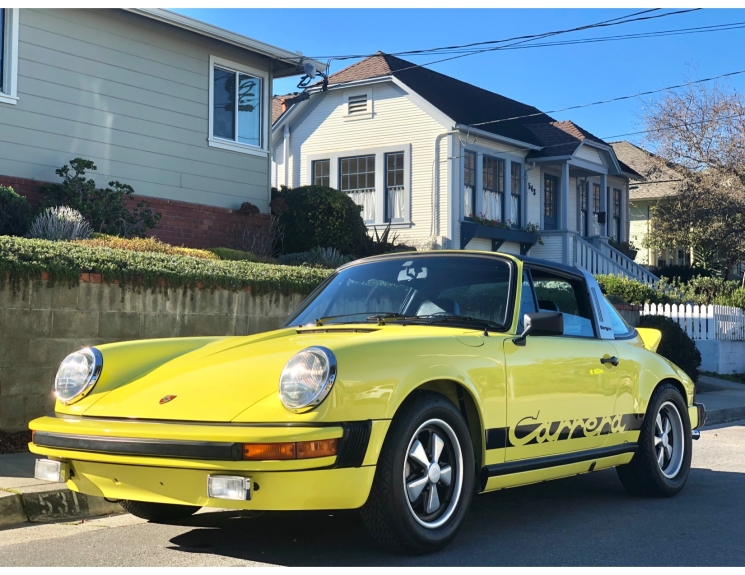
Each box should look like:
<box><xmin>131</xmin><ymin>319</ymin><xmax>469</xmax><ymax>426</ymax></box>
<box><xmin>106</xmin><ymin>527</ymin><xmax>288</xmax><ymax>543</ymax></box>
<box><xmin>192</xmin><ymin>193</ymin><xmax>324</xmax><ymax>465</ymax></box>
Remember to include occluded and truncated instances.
<box><xmin>386</xmin><ymin>21</ymin><xmax>745</xmax><ymax>57</ymax></box>
<box><xmin>601</xmin><ymin>112</ymin><xmax>745</xmax><ymax>141</ymax></box>
<box><xmin>309</xmin><ymin>8</ymin><xmax>662</xmax><ymax>60</ymax></box>
<box><xmin>318</xmin><ymin>9</ymin><xmax>702</xmax><ymax>92</ymax></box>
<box><xmin>470</xmin><ymin>69</ymin><xmax>745</xmax><ymax>128</ymax></box>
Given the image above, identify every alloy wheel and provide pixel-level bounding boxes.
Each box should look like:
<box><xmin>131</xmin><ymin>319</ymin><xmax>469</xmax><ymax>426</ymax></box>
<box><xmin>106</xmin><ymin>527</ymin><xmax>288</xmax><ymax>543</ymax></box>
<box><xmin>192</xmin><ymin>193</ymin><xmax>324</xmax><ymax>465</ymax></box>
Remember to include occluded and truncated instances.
<box><xmin>655</xmin><ymin>401</ymin><xmax>685</xmax><ymax>479</ymax></box>
<box><xmin>402</xmin><ymin>418</ymin><xmax>463</xmax><ymax>529</ymax></box>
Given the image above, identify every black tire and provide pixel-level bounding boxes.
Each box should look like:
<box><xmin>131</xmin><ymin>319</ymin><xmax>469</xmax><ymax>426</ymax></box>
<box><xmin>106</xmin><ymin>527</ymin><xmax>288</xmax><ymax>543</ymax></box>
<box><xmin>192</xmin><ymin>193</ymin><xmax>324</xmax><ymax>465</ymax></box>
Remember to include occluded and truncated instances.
<box><xmin>616</xmin><ymin>383</ymin><xmax>692</xmax><ymax>497</ymax></box>
<box><xmin>120</xmin><ymin>500</ymin><xmax>201</xmax><ymax>523</ymax></box>
<box><xmin>360</xmin><ymin>391</ymin><xmax>475</xmax><ymax>554</ymax></box>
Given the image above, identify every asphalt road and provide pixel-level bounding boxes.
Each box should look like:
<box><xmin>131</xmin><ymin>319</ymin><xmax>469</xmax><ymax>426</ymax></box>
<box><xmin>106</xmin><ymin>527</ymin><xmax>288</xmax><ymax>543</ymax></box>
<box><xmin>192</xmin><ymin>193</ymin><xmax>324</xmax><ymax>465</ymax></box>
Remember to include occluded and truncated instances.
<box><xmin>1</xmin><ymin>422</ymin><xmax>743</xmax><ymax>567</ymax></box>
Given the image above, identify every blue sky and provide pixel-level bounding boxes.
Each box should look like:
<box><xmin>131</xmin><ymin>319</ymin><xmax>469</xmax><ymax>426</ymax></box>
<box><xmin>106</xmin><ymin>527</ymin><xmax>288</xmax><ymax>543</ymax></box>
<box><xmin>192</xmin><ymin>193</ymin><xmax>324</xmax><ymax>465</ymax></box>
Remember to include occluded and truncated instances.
<box><xmin>175</xmin><ymin>8</ymin><xmax>745</xmax><ymax>144</ymax></box>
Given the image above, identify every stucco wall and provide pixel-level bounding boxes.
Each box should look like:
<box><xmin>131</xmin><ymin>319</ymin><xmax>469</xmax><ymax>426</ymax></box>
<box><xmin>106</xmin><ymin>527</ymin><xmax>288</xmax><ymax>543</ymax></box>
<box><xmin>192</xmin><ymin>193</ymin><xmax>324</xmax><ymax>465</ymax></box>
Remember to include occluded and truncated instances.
<box><xmin>695</xmin><ymin>340</ymin><xmax>745</xmax><ymax>375</ymax></box>
<box><xmin>0</xmin><ymin>279</ymin><xmax>304</xmax><ymax>430</ymax></box>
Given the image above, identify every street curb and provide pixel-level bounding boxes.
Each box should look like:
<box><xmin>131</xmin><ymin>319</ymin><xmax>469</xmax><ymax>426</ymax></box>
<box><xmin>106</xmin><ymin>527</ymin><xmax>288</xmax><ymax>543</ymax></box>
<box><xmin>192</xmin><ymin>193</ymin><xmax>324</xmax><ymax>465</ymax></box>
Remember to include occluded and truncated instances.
<box><xmin>704</xmin><ymin>406</ymin><xmax>745</xmax><ymax>426</ymax></box>
<box><xmin>0</xmin><ymin>486</ymin><xmax>124</xmax><ymax>530</ymax></box>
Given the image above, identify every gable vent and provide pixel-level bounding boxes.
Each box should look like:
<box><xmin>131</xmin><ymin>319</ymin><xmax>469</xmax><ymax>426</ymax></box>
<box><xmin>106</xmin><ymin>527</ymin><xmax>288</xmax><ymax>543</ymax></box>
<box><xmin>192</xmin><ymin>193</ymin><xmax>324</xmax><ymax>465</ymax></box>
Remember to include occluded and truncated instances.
<box><xmin>347</xmin><ymin>94</ymin><xmax>368</xmax><ymax>115</ymax></box>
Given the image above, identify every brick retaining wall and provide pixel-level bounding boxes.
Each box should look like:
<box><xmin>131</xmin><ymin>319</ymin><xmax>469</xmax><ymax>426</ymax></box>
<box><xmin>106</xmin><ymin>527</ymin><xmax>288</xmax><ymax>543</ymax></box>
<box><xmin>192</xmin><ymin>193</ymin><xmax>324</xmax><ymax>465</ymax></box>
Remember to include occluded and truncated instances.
<box><xmin>0</xmin><ymin>175</ymin><xmax>269</xmax><ymax>250</ymax></box>
<box><xmin>0</xmin><ymin>279</ymin><xmax>304</xmax><ymax>431</ymax></box>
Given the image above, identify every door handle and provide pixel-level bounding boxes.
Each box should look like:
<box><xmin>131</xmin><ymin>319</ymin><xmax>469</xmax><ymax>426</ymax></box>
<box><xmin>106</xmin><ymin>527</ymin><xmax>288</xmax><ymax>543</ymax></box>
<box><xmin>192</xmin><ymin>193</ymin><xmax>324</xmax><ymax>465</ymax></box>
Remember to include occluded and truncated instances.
<box><xmin>600</xmin><ymin>356</ymin><xmax>619</xmax><ymax>366</ymax></box>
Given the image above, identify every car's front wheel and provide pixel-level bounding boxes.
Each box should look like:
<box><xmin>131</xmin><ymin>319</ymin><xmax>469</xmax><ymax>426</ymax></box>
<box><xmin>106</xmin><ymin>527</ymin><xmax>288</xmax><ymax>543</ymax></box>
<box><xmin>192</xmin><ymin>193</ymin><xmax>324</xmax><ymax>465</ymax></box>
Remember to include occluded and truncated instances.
<box><xmin>360</xmin><ymin>391</ymin><xmax>475</xmax><ymax>554</ymax></box>
<box><xmin>616</xmin><ymin>382</ymin><xmax>692</xmax><ymax>497</ymax></box>
<box><xmin>120</xmin><ymin>500</ymin><xmax>201</xmax><ymax>523</ymax></box>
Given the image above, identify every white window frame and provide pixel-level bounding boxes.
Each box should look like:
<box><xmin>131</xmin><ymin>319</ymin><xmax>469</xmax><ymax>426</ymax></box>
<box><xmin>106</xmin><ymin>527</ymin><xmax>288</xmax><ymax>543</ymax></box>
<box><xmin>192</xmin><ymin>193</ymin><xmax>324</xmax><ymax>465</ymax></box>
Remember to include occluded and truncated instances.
<box><xmin>0</xmin><ymin>8</ymin><xmax>19</xmax><ymax>106</ymax></box>
<box><xmin>307</xmin><ymin>144</ymin><xmax>411</xmax><ymax>228</ymax></box>
<box><xmin>342</xmin><ymin>87</ymin><xmax>374</xmax><ymax>121</ymax></box>
<box><xmin>207</xmin><ymin>55</ymin><xmax>269</xmax><ymax>157</ymax></box>
<box><xmin>461</xmin><ymin>144</ymin><xmax>526</xmax><ymax>227</ymax></box>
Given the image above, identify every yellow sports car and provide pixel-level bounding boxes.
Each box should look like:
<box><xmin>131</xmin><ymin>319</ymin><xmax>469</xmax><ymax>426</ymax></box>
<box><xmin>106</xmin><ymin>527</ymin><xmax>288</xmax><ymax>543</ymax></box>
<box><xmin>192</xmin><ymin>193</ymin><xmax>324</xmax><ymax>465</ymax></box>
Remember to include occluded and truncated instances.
<box><xmin>29</xmin><ymin>252</ymin><xmax>705</xmax><ymax>553</ymax></box>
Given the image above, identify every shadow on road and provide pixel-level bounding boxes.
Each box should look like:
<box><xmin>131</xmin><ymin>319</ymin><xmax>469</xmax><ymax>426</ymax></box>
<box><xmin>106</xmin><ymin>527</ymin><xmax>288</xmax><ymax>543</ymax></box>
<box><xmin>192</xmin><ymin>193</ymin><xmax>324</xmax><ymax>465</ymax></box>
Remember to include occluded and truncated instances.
<box><xmin>166</xmin><ymin>466</ymin><xmax>745</xmax><ymax>566</ymax></box>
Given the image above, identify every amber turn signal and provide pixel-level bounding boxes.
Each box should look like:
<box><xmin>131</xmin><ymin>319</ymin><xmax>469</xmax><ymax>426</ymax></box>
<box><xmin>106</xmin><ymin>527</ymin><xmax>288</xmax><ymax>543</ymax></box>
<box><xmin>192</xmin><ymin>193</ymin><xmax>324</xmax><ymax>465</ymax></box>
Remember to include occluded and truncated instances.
<box><xmin>242</xmin><ymin>438</ymin><xmax>338</xmax><ymax>460</ymax></box>
<box><xmin>296</xmin><ymin>438</ymin><xmax>338</xmax><ymax>459</ymax></box>
<box><xmin>243</xmin><ymin>443</ymin><xmax>296</xmax><ymax>460</ymax></box>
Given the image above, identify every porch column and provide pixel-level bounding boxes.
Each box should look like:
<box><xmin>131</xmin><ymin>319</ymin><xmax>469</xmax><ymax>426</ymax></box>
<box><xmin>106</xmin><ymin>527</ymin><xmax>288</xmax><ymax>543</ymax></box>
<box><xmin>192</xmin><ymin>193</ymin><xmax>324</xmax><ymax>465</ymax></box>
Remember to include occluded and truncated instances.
<box><xmin>600</xmin><ymin>173</ymin><xmax>608</xmax><ymax>236</ymax></box>
<box><xmin>561</xmin><ymin>162</ymin><xmax>570</xmax><ymax>264</ymax></box>
<box><xmin>560</xmin><ymin>162</ymin><xmax>570</xmax><ymax>230</ymax></box>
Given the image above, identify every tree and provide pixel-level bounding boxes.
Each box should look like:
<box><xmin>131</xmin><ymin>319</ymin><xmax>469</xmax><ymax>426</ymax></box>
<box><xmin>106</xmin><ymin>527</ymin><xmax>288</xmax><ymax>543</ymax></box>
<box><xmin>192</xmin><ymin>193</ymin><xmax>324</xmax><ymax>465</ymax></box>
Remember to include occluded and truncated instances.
<box><xmin>641</xmin><ymin>80</ymin><xmax>745</xmax><ymax>277</ymax></box>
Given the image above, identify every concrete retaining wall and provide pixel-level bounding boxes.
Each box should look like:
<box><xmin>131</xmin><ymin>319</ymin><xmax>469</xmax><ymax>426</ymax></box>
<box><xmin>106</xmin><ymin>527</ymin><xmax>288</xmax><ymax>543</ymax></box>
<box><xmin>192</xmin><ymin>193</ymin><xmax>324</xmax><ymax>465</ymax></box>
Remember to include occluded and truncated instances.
<box><xmin>695</xmin><ymin>339</ymin><xmax>745</xmax><ymax>375</ymax></box>
<box><xmin>0</xmin><ymin>279</ymin><xmax>304</xmax><ymax>431</ymax></box>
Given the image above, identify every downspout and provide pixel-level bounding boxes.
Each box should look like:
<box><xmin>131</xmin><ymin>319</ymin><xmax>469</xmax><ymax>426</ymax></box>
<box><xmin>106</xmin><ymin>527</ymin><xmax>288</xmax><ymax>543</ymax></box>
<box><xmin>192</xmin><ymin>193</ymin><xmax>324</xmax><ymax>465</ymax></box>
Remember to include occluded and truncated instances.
<box><xmin>432</xmin><ymin>129</ymin><xmax>460</xmax><ymax>243</ymax></box>
<box><xmin>282</xmin><ymin>124</ymin><xmax>290</xmax><ymax>188</ymax></box>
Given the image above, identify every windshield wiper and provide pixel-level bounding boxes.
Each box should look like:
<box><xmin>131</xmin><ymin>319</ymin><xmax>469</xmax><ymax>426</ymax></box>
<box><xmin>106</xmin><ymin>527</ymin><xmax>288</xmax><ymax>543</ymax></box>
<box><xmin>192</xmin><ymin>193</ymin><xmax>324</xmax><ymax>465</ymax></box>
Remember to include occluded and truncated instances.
<box><xmin>415</xmin><ymin>314</ymin><xmax>503</xmax><ymax>331</ymax></box>
<box><xmin>314</xmin><ymin>312</ymin><xmax>406</xmax><ymax>326</ymax></box>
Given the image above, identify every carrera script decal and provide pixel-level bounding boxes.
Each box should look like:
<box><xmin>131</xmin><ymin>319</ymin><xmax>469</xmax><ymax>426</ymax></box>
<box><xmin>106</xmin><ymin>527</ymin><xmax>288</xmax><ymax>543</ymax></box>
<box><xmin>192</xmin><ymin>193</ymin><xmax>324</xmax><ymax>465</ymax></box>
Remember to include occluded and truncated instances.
<box><xmin>485</xmin><ymin>413</ymin><xmax>644</xmax><ymax>450</ymax></box>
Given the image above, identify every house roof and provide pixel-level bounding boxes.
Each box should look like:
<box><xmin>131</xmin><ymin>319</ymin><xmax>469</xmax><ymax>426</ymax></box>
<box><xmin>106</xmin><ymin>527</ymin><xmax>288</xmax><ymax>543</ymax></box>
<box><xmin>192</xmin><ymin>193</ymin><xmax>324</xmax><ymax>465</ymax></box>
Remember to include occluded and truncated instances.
<box><xmin>125</xmin><ymin>9</ymin><xmax>323</xmax><ymax>78</ymax></box>
<box><xmin>610</xmin><ymin>141</ymin><xmax>682</xmax><ymax>199</ymax></box>
<box><xmin>324</xmin><ymin>52</ymin><xmax>556</xmax><ymax>146</ymax></box>
<box><xmin>523</xmin><ymin>120</ymin><xmax>607</xmax><ymax>159</ymax></box>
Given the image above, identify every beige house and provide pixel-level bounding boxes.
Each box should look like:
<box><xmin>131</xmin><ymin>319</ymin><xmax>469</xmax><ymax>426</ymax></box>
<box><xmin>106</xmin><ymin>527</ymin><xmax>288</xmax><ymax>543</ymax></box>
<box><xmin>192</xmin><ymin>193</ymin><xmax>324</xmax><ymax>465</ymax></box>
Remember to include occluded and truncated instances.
<box><xmin>610</xmin><ymin>141</ymin><xmax>688</xmax><ymax>268</ymax></box>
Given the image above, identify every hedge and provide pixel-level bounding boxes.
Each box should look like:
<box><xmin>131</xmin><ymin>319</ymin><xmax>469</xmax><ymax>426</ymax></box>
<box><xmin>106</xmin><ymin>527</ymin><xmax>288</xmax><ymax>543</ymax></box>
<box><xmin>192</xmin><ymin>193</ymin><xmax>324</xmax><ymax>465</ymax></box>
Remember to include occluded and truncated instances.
<box><xmin>75</xmin><ymin>235</ymin><xmax>218</xmax><ymax>260</ymax></box>
<box><xmin>595</xmin><ymin>274</ymin><xmax>674</xmax><ymax>305</ymax></box>
<box><xmin>0</xmin><ymin>236</ymin><xmax>332</xmax><ymax>295</ymax></box>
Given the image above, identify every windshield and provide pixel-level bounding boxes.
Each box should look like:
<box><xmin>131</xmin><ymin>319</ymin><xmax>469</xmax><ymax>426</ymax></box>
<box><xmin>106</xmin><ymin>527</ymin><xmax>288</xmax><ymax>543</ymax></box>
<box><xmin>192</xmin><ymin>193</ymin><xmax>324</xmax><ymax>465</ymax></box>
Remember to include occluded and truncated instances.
<box><xmin>284</xmin><ymin>255</ymin><xmax>514</xmax><ymax>330</ymax></box>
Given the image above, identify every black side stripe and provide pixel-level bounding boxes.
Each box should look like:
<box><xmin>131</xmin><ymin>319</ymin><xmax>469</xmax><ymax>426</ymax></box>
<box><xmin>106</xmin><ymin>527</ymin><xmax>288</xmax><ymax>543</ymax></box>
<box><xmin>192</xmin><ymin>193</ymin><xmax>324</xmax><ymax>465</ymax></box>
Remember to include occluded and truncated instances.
<box><xmin>481</xmin><ymin>443</ymin><xmax>638</xmax><ymax>484</ymax></box>
<box><xmin>484</xmin><ymin>413</ymin><xmax>645</xmax><ymax>450</ymax></box>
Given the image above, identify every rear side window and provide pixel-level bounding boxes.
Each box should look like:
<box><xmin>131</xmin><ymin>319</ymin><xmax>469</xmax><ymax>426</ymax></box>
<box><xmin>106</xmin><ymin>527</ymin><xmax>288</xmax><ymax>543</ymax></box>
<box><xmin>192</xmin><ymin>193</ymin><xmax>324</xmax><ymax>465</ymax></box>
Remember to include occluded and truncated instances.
<box><xmin>530</xmin><ymin>270</ymin><xmax>595</xmax><ymax>338</ymax></box>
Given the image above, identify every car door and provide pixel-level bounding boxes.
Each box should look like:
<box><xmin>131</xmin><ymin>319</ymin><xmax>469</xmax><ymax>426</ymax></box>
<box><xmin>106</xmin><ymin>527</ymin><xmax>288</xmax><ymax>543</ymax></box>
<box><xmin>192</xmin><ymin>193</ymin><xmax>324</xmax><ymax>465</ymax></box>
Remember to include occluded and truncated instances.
<box><xmin>503</xmin><ymin>267</ymin><xmax>620</xmax><ymax>462</ymax></box>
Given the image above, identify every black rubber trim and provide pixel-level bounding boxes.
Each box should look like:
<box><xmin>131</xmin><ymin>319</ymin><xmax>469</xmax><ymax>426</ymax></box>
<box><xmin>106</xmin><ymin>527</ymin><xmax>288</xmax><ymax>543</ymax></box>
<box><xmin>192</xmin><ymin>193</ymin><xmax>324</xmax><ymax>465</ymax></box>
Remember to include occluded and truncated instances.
<box><xmin>694</xmin><ymin>402</ymin><xmax>707</xmax><ymax>429</ymax></box>
<box><xmin>335</xmin><ymin>420</ymin><xmax>372</xmax><ymax>468</ymax></box>
<box><xmin>47</xmin><ymin>413</ymin><xmax>362</xmax><ymax>428</ymax></box>
<box><xmin>480</xmin><ymin>443</ymin><xmax>637</xmax><ymax>487</ymax></box>
<box><xmin>33</xmin><ymin>431</ymin><xmax>243</xmax><ymax>461</ymax></box>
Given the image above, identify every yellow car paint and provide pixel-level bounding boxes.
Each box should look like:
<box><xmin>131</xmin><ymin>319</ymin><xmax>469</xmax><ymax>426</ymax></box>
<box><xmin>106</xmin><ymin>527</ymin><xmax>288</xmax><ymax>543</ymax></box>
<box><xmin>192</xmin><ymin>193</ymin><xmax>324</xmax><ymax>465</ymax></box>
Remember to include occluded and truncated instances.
<box><xmin>28</xmin><ymin>252</ymin><xmax>699</xmax><ymax>512</ymax></box>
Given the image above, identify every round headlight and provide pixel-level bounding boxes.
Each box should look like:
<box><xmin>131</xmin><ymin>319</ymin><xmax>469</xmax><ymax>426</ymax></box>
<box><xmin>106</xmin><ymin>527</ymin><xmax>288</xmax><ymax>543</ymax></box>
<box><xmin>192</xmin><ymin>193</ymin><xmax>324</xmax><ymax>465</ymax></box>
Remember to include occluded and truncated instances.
<box><xmin>279</xmin><ymin>347</ymin><xmax>337</xmax><ymax>411</ymax></box>
<box><xmin>54</xmin><ymin>347</ymin><xmax>103</xmax><ymax>404</ymax></box>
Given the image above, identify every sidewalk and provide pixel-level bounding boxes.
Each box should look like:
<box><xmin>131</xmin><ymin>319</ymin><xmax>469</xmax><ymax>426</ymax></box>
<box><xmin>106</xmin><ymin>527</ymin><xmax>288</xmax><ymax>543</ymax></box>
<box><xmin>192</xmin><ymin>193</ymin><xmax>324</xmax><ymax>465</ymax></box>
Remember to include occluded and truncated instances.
<box><xmin>2</xmin><ymin>375</ymin><xmax>744</xmax><ymax>531</ymax></box>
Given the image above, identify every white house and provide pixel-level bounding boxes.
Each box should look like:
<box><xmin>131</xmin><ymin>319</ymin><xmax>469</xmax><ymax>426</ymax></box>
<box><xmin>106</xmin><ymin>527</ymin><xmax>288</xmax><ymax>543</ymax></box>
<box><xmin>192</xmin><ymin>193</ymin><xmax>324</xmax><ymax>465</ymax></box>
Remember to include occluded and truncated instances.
<box><xmin>272</xmin><ymin>52</ymin><xmax>657</xmax><ymax>283</ymax></box>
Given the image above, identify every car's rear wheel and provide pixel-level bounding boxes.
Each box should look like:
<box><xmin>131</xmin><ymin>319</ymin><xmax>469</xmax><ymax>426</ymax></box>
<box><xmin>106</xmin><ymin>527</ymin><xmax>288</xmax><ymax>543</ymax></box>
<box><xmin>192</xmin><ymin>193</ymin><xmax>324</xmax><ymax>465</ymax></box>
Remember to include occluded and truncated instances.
<box><xmin>616</xmin><ymin>382</ymin><xmax>692</xmax><ymax>497</ymax></box>
<box><xmin>360</xmin><ymin>391</ymin><xmax>475</xmax><ymax>554</ymax></box>
<box><xmin>120</xmin><ymin>500</ymin><xmax>201</xmax><ymax>523</ymax></box>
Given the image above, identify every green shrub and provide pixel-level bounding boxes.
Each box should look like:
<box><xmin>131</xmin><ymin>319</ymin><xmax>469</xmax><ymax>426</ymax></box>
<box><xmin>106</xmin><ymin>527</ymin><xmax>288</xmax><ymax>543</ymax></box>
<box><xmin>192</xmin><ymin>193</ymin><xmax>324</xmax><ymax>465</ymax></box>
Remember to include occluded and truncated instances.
<box><xmin>595</xmin><ymin>275</ymin><xmax>674</xmax><ymax>305</ymax></box>
<box><xmin>207</xmin><ymin>247</ymin><xmax>271</xmax><ymax>263</ymax></box>
<box><xmin>0</xmin><ymin>236</ymin><xmax>331</xmax><ymax>295</ymax></box>
<box><xmin>272</xmin><ymin>185</ymin><xmax>368</xmax><ymax>256</ymax></box>
<box><xmin>28</xmin><ymin>206</ymin><xmax>93</xmax><ymax>241</ymax></box>
<box><xmin>39</xmin><ymin>158</ymin><xmax>160</xmax><ymax>237</ymax></box>
<box><xmin>650</xmin><ymin>265</ymin><xmax>714</xmax><ymax>283</ymax></box>
<box><xmin>0</xmin><ymin>185</ymin><xmax>32</xmax><ymax>237</ymax></box>
<box><xmin>76</xmin><ymin>235</ymin><xmax>218</xmax><ymax>260</ymax></box>
<box><xmin>638</xmin><ymin>315</ymin><xmax>702</xmax><ymax>381</ymax></box>
<box><xmin>278</xmin><ymin>247</ymin><xmax>355</xmax><ymax>269</ymax></box>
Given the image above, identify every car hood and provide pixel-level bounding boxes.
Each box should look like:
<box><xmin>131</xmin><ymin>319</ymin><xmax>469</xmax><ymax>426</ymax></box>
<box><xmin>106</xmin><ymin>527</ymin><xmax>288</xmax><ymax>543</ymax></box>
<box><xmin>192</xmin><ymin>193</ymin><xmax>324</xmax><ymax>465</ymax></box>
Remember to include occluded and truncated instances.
<box><xmin>79</xmin><ymin>327</ymin><xmax>382</xmax><ymax>422</ymax></box>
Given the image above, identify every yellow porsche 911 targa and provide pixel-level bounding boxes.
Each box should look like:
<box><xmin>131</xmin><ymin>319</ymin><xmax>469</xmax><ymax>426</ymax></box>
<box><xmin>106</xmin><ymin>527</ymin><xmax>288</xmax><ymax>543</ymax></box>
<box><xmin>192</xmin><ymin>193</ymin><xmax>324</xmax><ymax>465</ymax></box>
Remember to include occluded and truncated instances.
<box><xmin>29</xmin><ymin>252</ymin><xmax>705</xmax><ymax>553</ymax></box>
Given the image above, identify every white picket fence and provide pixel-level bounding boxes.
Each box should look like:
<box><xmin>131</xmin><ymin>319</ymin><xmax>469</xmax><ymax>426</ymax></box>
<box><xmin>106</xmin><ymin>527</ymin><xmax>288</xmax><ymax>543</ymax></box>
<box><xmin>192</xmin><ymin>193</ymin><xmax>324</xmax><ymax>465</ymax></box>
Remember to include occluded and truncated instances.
<box><xmin>641</xmin><ymin>303</ymin><xmax>745</xmax><ymax>341</ymax></box>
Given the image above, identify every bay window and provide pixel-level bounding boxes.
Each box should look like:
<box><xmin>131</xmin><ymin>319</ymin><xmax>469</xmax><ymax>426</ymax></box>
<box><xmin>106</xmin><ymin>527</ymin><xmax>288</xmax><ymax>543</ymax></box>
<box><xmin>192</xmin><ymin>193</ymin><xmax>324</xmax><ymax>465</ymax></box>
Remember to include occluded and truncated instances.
<box><xmin>482</xmin><ymin>156</ymin><xmax>504</xmax><ymax>222</ymax></box>
<box><xmin>510</xmin><ymin>162</ymin><xmax>521</xmax><ymax>227</ymax></box>
<box><xmin>313</xmin><ymin>160</ymin><xmax>330</xmax><ymax>187</ymax></box>
<box><xmin>464</xmin><ymin>151</ymin><xmax>476</xmax><ymax>219</ymax></box>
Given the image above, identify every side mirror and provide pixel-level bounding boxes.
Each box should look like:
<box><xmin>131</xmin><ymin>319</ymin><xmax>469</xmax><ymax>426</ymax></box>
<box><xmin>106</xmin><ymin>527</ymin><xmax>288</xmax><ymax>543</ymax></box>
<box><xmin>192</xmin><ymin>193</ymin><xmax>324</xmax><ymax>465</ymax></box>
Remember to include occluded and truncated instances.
<box><xmin>512</xmin><ymin>312</ymin><xmax>564</xmax><ymax>346</ymax></box>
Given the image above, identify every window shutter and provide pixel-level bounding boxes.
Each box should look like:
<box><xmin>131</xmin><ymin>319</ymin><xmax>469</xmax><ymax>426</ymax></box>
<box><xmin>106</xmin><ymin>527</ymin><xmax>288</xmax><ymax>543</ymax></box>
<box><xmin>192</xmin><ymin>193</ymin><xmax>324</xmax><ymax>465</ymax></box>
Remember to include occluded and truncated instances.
<box><xmin>347</xmin><ymin>94</ymin><xmax>368</xmax><ymax>115</ymax></box>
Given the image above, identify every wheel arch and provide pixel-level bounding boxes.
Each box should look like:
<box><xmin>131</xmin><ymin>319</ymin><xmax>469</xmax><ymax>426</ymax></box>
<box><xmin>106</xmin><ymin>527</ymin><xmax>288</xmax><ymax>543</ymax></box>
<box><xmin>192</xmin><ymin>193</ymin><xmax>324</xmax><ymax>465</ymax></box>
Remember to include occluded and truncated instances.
<box><xmin>394</xmin><ymin>379</ymin><xmax>485</xmax><ymax>471</ymax></box>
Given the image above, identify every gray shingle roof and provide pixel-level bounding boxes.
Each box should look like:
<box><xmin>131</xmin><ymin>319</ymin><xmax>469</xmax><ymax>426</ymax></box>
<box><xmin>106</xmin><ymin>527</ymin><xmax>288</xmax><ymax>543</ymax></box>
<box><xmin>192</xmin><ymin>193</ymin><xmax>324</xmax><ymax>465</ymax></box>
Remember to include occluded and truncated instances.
<box><xmin>610</xmin><ymin>141</ymin><xmax>682</xmax><ymax>199</ymax></box>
